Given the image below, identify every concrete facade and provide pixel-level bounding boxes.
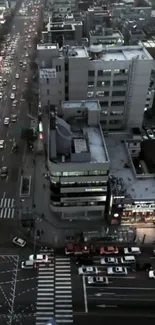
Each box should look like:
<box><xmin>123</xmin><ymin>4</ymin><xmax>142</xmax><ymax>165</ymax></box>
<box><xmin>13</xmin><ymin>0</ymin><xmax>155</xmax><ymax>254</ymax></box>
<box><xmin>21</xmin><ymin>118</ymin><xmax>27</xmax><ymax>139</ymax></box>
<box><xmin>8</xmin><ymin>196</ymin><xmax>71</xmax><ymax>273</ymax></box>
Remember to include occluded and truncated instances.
<box><xmin>37</xmin><ymin>43</ymin><xmax>154</xmax><ymax>130</ymax></box>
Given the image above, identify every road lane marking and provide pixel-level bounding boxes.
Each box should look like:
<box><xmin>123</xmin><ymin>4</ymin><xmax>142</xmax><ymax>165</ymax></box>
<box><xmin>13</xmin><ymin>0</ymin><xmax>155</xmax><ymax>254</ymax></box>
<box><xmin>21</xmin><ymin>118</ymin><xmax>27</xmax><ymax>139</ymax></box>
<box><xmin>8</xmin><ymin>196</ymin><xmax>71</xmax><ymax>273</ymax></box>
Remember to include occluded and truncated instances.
<box><xmin>82</xmin><ymin>275</ymin><xmax>88</xmax><ymax>313</ymax></box>
<box><xmin>99</xmin><ymin>286</ymin><xmax>155</xmax><ymax>290</ymax></box>
<box><xmin>1</xmin><ymin>156</ymin><xmax>4</xmax><ymax>161</ymax></box>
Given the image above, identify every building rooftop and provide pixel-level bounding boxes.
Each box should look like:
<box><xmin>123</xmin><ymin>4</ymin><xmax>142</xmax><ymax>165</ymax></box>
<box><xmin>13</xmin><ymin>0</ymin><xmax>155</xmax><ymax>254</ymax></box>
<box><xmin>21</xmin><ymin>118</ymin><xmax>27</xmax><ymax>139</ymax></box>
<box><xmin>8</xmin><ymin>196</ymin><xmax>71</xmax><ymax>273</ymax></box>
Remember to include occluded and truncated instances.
<box><xmin>101</xmin><ymin>46</ymin><xmax>152</xmax><ymax>61</ymax></box>
<box><xmin>90</xmin><ymin>28</ymin><xmax>122</xmax><ymax>39</ymax></box>
<box><xmin>106</xmin><ymin>133</ymin><xmax>155</xmax><ymax>200</ymax></box>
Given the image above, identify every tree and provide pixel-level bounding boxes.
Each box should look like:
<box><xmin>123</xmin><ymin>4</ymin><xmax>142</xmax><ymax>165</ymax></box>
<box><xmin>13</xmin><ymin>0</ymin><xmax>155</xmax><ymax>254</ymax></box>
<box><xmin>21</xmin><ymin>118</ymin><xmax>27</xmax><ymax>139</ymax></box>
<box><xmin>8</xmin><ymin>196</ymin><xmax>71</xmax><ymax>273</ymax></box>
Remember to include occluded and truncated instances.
<box><xmin>21</xmin><ymin>128</ymin><xmax>34</xmax><ymax>142</ymax></box>
<box><xmin>30</xmin><ymin>61</ymin><xmax>38</xmax><ymax>71</ymax></box>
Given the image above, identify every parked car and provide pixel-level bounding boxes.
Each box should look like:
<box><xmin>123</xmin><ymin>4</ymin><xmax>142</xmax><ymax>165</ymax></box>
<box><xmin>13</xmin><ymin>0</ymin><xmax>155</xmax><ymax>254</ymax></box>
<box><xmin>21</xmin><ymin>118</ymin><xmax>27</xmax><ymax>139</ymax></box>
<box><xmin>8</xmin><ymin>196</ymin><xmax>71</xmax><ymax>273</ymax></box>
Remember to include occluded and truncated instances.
<box><xmin>87</xmin><ymin>276</ymin><xmax>109</xmax><ymax>285</ymax></box>
<box><xmin>107</xmin><ymin>266</ymin><xmax>128</xmax><ymax>275</ymax></box>
<box><xmin>12</xmin><ymin>237</ymin><xmax>26</xmax><ymax>247</ymax></box>
<box><xmin>78</xmin><ymin>266</ymin><xmax>98</xmax><ymax>275</ymax></box>
<box><xmin>124</xmin><ymin>247</ymin><xmax>141</xmax><ymax>255</ymax></box>
<box><xmin>100</xmin><ymin>257</ymin><xmax>118</xmax><ymax>265</ymax></box>
<box><xmin>100</xmin><ymin>246</ymin><xmax>119</xmax><ymax>255</ymax></box>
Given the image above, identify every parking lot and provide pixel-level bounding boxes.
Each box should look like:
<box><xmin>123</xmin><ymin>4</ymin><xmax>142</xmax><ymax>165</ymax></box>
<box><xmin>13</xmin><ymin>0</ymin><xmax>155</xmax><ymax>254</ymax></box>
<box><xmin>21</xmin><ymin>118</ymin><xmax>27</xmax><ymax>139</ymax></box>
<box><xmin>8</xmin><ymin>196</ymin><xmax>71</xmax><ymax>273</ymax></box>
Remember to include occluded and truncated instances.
<box><xmin>0</xmin><ymin>255</ymin><xmax>19</xmax><ymax>324</ymax></box>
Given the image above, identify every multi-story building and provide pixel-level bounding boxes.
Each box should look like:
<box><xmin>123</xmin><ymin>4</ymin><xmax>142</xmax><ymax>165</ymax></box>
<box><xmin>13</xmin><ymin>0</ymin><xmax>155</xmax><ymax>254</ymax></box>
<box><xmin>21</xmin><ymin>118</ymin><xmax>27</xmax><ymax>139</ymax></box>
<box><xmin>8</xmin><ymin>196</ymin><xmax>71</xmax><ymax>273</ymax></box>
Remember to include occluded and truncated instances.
<box><xmin>84</xmin><ymin>7</ymin><xmax>112</xmax><ymax>37</ymax></box>
<box><xmin>37</xmin><ymin>43</ymin><xmax>154</xmax><ymax>130</ymax></box>
<box><xmin>48</xmin><ymin>100</ymin><xmax>110</xmax><ymax>220</ymax></box>
<box><xmin>89</xmin><ymin>26</ymin><xmax>124</xmax><ymax>46</ymax></box>
<box><xmin>41</xmin><ymin>19</ymin><xmax>83</xmax><ymax>46</ymax></box>
<box><xmin>52</xmin><ymin>0</ymin><xmax>77</xmax><ymax>21</ymax></box>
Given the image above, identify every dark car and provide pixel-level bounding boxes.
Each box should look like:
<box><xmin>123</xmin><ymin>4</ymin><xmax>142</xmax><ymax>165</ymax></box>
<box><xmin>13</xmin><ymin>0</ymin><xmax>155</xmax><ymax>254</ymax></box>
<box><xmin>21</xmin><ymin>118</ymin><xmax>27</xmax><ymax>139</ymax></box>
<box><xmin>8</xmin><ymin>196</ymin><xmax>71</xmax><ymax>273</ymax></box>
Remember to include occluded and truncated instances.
<box><xmin>12</xmin><ymin>143</ymin><xmax>18</xmax><ymax>153</ymax></box>
<box><xmin>76</xmin><ymin>257</ymin><xmax>94</xmax><ymax>266</ymax></box>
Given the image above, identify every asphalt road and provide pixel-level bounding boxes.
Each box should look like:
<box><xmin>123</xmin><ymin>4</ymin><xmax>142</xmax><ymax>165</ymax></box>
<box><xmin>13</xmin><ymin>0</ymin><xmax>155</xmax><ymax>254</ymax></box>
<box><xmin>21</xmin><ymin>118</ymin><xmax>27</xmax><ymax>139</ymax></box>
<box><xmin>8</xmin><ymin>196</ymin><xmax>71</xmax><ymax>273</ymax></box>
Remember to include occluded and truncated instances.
<box><xmin>0</xmin><ymin>0</ymin><xmax>39</xmax><ymax>199</ymax></box>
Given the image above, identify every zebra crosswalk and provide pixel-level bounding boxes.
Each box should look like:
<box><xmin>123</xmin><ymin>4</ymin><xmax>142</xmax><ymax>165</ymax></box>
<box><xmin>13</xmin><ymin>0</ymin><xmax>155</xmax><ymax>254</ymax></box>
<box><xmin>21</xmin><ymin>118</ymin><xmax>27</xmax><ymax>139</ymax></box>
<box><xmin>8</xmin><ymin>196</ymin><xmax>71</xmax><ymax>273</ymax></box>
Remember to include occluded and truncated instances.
<box><xmin>0</xmin><ymin>198</ymin><xmax>15</xmax><ymax>218</ymax></box>
<box><xmin>36</xmin><ymin>248</ymin><xmax>73</xmax><ymax>325</ymax></box>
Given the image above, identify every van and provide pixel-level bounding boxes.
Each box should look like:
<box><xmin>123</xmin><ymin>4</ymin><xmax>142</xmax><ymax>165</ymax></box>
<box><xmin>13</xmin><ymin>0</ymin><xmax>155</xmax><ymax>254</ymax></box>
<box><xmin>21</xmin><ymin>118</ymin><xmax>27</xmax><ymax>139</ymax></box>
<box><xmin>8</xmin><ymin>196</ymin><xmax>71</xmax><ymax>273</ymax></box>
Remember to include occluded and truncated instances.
<box><xmin>21</xmin><ymin>260</ymin><xmax>35</xmax><ymax>269</ymax></box>
<box><xmin>124</xmin><ymin>247</ymin><xmax>141</xmax><ymax>255</ymax></box>
<box><xmin>121</xmin><ymin>256</ymin><xmax>136</xmax><ymax>264</ymax></box>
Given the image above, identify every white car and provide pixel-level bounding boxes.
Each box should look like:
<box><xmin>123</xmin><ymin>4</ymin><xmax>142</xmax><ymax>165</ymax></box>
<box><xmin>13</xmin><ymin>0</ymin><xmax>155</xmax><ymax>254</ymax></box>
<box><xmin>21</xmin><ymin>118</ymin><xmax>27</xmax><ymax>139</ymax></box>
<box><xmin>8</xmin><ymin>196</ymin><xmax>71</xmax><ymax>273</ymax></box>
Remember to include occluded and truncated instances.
<box><xmin>78</xmin><ymin>266</ymin><xmax>98</xmax><ymax>275</ymax></box>
<box><xmin>24</xmin><ymin>78</ymin><xmax>28</xmax><ymax>83</ymax></box>
<box><xmin>4</xmin><ymin>117</ymin><xmax>10</xmax><ymax>125</ymax></box>
<box><xmin>100</xmin><ymin>257</ymin><xmax>118</xmax><ymax>265</ymax></box>
<box><xmin>12</xmin><ymin>85</ymin><xmax>16</xmax><ymax>90</ymax></box>
<box><xmin>12</xmin><ymin>100</ymin><xmax>17</xmax><ymax>107</ymax></box>
<box><xmin>124</xmin><ymin>247</ymin><xmax>141</xmax><ymax>255</ymax></box>
<box><xmin>10</xmin><ymin>93</ymin><xmax>15</xmax><ymax>100</ymax></box>
<box><xmin>0</xmin><ymin>92</ymin><xmax>3</xmax><ymax>99</ymax></box>
<box><xmin>88</xmin><ymin>276</ymin><xmax>109</xmax><ymax>285</ymax></box>
<box><xmin>0</xmin><ymin>140</ymin><xmax>4</xmax><ymax>149</ymax></box>
<box><xmin>147</xmin><ymin>129</ymin><xmax>154</xmax><ymax>139</ymax></box>
<box><xmin>15</xmin><ymin>73</ymin><xmax>19</xmax><ymax>79</ymax></box>
<box><xmin>149</xmin><ymin>270</ymin><xmax>155</xmax><ymax>279</ymax></box>
<box><xmin>107</xmin><ymin>266</ymin><xmax>128</xmax><ymax>275</ymax></box>
<box><xmin>12</xmin><ymin>237</ymin><xmax>26</xmax><ymax>247</ymax></box>
<box><xmin>29</xmin><ymin>254</ymin><xmax>48</xmax><ymax>263</ymax></box>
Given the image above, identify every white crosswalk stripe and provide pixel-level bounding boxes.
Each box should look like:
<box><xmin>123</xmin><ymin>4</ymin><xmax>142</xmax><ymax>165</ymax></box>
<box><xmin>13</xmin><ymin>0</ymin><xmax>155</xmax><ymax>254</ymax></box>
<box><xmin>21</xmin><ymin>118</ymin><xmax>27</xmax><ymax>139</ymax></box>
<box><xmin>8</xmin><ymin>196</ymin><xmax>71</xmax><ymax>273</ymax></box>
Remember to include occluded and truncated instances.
<box><xmin>36</xmin><ymin>249</ymin><xmax>73</xmax><ymax>325</ymax></box>
<box><xmin>36</xmin><ymin>248</ymin><xmax>55</xmax><ymax>325</ymax></box>
<box><xmin>55</xmin><ymin>257</ymin><xmax>73</xmax><ymax>324</ymax></box>
<box><xmin>0</xmin><ymin>198</ymin><xmax>15</xmax><ymax>218</ymax></box>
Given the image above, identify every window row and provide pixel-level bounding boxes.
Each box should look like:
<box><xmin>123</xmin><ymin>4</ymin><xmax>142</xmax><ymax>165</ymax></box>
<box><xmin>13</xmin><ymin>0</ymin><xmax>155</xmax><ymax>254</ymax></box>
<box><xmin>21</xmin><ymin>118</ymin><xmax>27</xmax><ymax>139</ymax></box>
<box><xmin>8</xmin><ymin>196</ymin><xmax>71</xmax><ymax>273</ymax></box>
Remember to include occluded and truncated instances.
<box><xmin>87</xmin><ymin>91</ymin><xmax>126</xmax><ymax>97</ymax></box>
<box><xmin>88</xmin><ymin>80</ymin><xmax>127</xmax><ymax>87</ymax></box>
<box><xmin>101</xmin><ymin>111</ymin><xmax>123</xmax><ymax>116</ymax></box>
<box><xmin>51</xmin><ymin>170</ymin><xmax>109</xmax><ymax>177</ymax></box>
<box><xmin>88</xmin><ymin>69</ymin><xmax>128</xmax><ymax>77</ymax></box>
<box><xmin>100</xmin><ymin>101</ymin><xmax>125</xmax><ymax>107</ymax></box>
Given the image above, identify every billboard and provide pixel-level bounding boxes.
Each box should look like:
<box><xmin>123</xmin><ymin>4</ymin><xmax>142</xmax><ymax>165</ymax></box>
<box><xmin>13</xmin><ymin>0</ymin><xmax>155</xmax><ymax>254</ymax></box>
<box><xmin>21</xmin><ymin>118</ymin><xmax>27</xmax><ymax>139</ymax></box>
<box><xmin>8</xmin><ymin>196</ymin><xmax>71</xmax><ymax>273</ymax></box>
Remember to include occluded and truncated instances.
<box><xmin>39</xmin><ymin>68</ymin><xmax>56</xmax><ymax>79</ymax></box>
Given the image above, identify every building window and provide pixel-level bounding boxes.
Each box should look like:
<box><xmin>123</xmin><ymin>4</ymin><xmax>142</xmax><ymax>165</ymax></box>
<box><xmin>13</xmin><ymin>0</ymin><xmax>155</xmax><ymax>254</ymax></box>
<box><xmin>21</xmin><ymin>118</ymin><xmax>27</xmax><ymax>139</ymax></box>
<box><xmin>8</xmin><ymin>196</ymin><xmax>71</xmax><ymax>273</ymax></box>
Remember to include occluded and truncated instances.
<box><xmin>112</xmin><ymin>91</ymin><xmax>126</xmax><ymax>97</ymax></box>
<box><xmin>109</xmin><ymin>120</ymin><xmax>122</xmax><ymax>125</ymax></box>
<box><xmin>47</xmin><ymin>78</ymin><xmax>49</xmax><ymax>84</ymax></box>
<box><xmin>111</xmin><ymin>101</ymin><xmax>124</xmax><ymax>106</ymax></box>
<box><xmin>113</xmin><ymin>80</ymin><xmax>127</xmax><ymax>86</ymax></box>
<box><xmin>88</xmin><ymin>70</ymin><xmax>95</xmax><ymax>77</ymax></box>
<box><xmin>88</xmin><ymin>81</ymin><xmax>94</xmax><ymax>87</ymax></box>
<box><xmin>97</xmin><ymin>81</ymin><xmax>110</xmax><ymax>87</ymax></box>
<box><xmin>56</xmin><ymin>65</ymin><xmax>61</xmax><ymax>72</ymax></box>
<box><xmin>98</xmin><ymin>70</ymin><xmax>111</xmax><ymax>76</ymax></box>
<box><xmin>47</xmin><ymin>89</ymin><xmax>50</xmax><ymax>95</ymax></box>
<box><xmin>101</xmin><ymin>111</ymin><xmax>108</xmax><ymax>115</ymax></box>
<box><xmin>87</xmin><ymin>91</ymin><xmax>94</xmax><ymax>98</ymax></box>
<box><xmin>114</xmin><ymin>69</ymin><xmax>128</xmax><ymax>75</ymax></box>
<box><xmin>110</xmin><ymin>111</ymin><xmax>123</xmax><ymax>116</ymax></box>
<box><xmin>100</xmin><ymin>101</ymin><xmax>108</xmax><ymax>107</ymax></box>
<box><xmin>96</xmin><ymin>91</ymin><xmax>109</xmax><ymax>97</ymax></box>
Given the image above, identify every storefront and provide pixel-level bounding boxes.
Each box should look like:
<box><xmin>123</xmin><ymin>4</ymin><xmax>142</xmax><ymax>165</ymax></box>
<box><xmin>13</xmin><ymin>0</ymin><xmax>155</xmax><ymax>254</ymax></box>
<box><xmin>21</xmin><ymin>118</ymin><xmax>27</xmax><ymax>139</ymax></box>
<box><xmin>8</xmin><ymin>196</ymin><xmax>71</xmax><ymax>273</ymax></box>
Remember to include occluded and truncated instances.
<box><xmin>121</xmin><ymin>201</ymin><xmax>155</xmax><ymax>224</ymax></box>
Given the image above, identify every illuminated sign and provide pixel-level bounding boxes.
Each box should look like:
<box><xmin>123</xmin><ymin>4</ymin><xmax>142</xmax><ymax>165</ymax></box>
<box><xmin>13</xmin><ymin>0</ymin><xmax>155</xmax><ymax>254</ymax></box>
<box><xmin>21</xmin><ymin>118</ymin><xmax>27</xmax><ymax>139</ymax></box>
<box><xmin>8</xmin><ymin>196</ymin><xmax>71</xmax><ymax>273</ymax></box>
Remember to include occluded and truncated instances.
<box><xmin>39</xmin><ymin>68</ymin><xmax>56</xmax><ymax>79</ymax></box>
<box><xmin>124</xmin><ymin>203</ymin><xmax>155</xmax><ymax>211</ymax></box>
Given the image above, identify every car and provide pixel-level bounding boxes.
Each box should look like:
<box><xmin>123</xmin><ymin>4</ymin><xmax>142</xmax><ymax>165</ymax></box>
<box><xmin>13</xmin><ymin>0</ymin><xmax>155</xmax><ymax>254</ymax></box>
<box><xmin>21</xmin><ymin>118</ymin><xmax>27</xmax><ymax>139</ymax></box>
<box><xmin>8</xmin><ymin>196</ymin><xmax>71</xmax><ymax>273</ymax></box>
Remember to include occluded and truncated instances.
<box><xmin>147</xmin><ymin>129</ymin><xmax>154</xmax><ymax>139</ymax></box>
<box><xmin>4</xmin><ymin>117</ymin><xmax>10</xmax><ymax>125</ymax></box>
<box><xmin>149</xmin><ymin>270</ymin><xmax>155</xmax><ymax>279</ymax></box>
<box><xmin>10</xmin><ymin>93</ymin><xmax>15</xmax><ymax>100</ymax></box>
<box><xmin>23</xmin><ymin>60</ymin><xmax>27</xmax><ymax>65</ymax></box>
<box><xmin>0</xmin><ymin>166</ymin><xmax>8</xmax><ymax>178</ymax></box>
<box><xmin>107</xmin><ymin>266</ymin><xmax>128</xmax><ymax>275</ymax></box>
<box><xmin>3</xmin><ymin>79</ymin><xmax>7</xmax><ymax>86</ymax></box>
<box><xmin>21</xmin><ymin>260</ymin><xmax>36</xmax><ymax>269</ymax></box>
<box><xmin>12</xmin><ymin>85</ymin><xmax>16</xmax><ymax>90</ymax></box>
<box><xmin>78</xmin><ymin>266</ymin><xmax>98</xmax><ymax>275</ymax></box>
<box><xmin>124</xmin><ymin>247</ymin><xmax>141</xmax><ymax>255</ymax></box>
<box><xmin>29</xmin><ymin>254</ymin><xmax>48</xmax><ymax>263</ymax></box>
<box><xmin>12</xmin><ymin>142</ymin><xmax>18</xmax><ymax>152</ymax></box>
<box><xmin>76</xmin><ymin>257</ymin><xmax>94</xmax><ymax>266</ymax></box>
<box><xmin>12</xmin><ymin>237</ymin><xmax>26</xmax><ymax>247</ymax></box>
<box><xmin>24</xmin><ymin>78</ymin><xmax>28</xmax><ymax>83</ymax></box>
<box><xmin>15</xmin><ymin>73</ymin><xmax>19</xmax><ymax>79</ymax></box>
<box><xmin>0</xmin><ymin>92</ymin><xmax>3</xmax><ymax>99</ymax></box>
<box><xmin>25</xmin><ymin>53</ymin><xmax>29</xmax><ymax>57</ymax></box>
<box><xmin>100</xmin><ymin>246</ymin><xmax>119</xmax><ymax>255</ymax></box>
<box><xmin>22</xmin><ymin>66</ymin><xmax>26</xmax><ymax>71</ymax></box>
<box><xmin>11</xmin><ymin>114</ymin><xmax>17</xmax><ymax>122</ymax></box>
<box><xmin>12</xmin><ymin>100</ymin><xmax>17</xmax><ymax>107</ymax></box>
<box><xmin>87</xmin><ymin>276</ymin><xmax>109</xmax><ymax>285</ymax></box>
<box><xmin>100</xmin><ymin>257</ymin><xmax>118</xmax><ymax>265</ymax></box>
<box><xmin>0</xmin><ymin>140</ymin><xmax>4</xmax><ymax>149</ymax></box>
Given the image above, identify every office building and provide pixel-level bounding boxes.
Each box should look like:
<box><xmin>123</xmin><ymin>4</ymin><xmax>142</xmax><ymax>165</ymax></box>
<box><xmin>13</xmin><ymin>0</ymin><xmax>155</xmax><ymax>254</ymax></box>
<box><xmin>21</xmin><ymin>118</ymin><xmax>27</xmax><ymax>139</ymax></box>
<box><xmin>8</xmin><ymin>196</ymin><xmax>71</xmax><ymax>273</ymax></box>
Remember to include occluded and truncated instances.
<box><xmin>37</xmin><ymin>43</ymin><xmax>154</xmax><ymax>130</ymax></box>
<box><xmin>41</xmin><ymin>19</ymin><xmax>83</xmax><ymax>46</ymax></box>
<box><xmin>89</xmin><ymin>26</ymin><xmax>124</xmax><ymax>46</ymax></box>
<box><xmin>48</xmin><ymin>100</ymin><xmax>110</xmax><ymax>220</ymax></box>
